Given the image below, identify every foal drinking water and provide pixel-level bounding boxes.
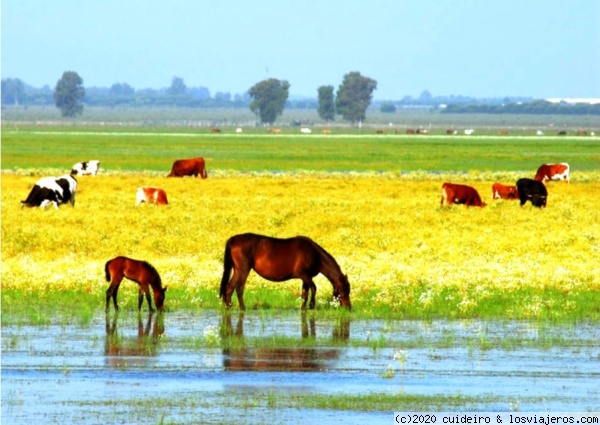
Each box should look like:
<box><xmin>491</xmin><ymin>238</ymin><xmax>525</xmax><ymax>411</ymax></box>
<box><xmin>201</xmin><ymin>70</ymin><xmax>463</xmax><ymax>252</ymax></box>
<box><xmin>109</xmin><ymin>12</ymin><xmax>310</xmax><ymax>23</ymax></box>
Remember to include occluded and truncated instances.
<box><xmin>219</xmin><ymin>233</ymin><xmax>351</xmax><ymax>310</ymax></box>
<box><xmin>105</xmin><ymin>256</ymin><xmax>167</xmax><ymax>312</ymax></box>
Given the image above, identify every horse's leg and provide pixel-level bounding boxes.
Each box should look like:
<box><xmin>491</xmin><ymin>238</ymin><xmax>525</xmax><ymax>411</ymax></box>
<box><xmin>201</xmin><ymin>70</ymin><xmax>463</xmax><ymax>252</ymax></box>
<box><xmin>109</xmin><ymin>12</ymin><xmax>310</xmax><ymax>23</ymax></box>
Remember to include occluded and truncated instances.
<box><xmin>301</xmin><ymin>281</ymin><xmax>309</xmax><ymax>309</ymax></box>
<box><xmin>299</xmin><ymin>277</ymin><xmax>317</xmax><ymax>309</ymax></box>
<box><xmin>139</xmin><ymin>284</ymin><xmax>154</xmax><ymax>312</ymax></box>
<box><xmin>308</xmin><ymin>279</ymin><xmax>317</xmax><ymax>309</ymax></box>
<box><xmin>106</xmin><ymin>272</ymin><xmax>123</xmax><ymax>312</ymax></box>
<box><xmin>234</xmin><ymin>272</ymin><xmax>248</xmax><ymax>311</ymax></box>
<box><xmin>228</xmin><ymin>269</ymin><xmax>249</xmax><ymax>311</ymax></box>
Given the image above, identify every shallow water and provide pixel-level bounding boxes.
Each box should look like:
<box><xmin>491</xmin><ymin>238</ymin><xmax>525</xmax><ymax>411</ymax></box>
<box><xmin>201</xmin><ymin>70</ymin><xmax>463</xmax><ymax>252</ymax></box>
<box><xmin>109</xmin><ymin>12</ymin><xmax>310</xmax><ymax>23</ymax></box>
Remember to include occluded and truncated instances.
<box><xmin>2</xmin><ymin>311</ymin><xmax>599</xmax><ymax>424</ymax></box>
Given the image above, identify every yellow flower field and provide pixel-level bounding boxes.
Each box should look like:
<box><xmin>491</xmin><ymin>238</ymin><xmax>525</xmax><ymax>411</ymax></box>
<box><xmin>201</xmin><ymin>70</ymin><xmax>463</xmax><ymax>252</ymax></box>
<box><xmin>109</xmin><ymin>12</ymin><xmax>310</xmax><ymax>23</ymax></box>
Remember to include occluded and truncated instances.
<box><xmin>2</xmin><ymin>171</ymin><xmax>599</xmax><ymax>319</ymax></box>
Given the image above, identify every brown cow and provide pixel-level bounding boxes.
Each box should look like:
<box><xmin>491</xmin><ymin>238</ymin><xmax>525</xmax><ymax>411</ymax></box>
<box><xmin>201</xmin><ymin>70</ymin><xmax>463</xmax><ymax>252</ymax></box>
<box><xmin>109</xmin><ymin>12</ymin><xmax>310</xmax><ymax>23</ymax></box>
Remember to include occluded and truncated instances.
<box><xmin>136</xmin><ymin>187</ymin><xmax>168</xmax><ymax>206</ymax></box>
<box><xmin>491</xmin><ymin>183</ymin><xmax>519</xmax><ymax>200</ymax></box>
<box><xmin>406</xmin><ymin>128</ymin><xmax>416</xmax><ymax>134</ymax></box>
<box><xmin>441</xmin><ymin>183</ymin><xmax>486</xmax><ymax>207</ymax></box>
<box><xmin>167</xmin><ymin>157</ymin><xmax>208</xmax><ymax>178</ymax></box>
<box><xmin>534</xmin><ymin>162</ymin><xmax>570</xmax><ymax>183</ymax></box>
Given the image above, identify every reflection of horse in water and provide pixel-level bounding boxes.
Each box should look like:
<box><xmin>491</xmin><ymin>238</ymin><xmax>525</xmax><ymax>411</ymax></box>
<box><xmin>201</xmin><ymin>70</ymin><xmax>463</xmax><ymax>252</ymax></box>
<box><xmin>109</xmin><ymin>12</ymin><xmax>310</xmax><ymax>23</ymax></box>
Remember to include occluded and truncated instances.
<box><xmin>220</xmin><ymin>312</ymin><xmax>349</xmax><ymax>371</ymax></box>
<box><xmin>105</xmin><ymin>312</ymin><xmax>164</xmax><ymax>367</ymax></box>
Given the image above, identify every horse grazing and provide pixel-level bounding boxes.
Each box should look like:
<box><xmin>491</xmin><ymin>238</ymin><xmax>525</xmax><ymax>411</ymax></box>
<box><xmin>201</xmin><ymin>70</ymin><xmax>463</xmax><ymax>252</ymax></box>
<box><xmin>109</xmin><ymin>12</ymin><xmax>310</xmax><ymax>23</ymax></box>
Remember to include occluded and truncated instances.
<box><xmin>219</xmin><ymin>233</ymin><xmax>351</xmax><ymax>311</ymax></box>
<box><xmin>105</xmin><ymin>256</ymin><xmax>167</xmax><ymax>312</ymax></box>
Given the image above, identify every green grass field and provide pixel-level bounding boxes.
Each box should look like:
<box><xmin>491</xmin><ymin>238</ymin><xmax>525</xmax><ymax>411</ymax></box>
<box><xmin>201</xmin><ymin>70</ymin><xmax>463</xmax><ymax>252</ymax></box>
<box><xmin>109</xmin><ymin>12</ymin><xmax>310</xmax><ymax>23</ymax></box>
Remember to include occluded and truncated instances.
<box><xmin>2</xmin><ymin>128</ymin><xmax>599</xmax><ymax>173</ymax></box>
<box><xmin>2</xmin><ymin>127</ymin><xmax>600</xmax><ymax>322</ymax></box>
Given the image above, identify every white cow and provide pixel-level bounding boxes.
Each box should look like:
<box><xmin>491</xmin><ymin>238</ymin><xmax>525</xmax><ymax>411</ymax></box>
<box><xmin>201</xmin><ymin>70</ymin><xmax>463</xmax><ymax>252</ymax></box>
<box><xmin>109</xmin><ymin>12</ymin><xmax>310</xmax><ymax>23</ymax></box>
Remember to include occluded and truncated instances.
<box><xmin>300</xmin><ymin>128</ymin><xmax>312</xmax><ymax>134</ymax></box>
<box><xmin>71</xmin><ymin>160</ymin><xmax>100</xmax><ymax>176</ymax></box>
<box><xmin>21</xmin><ymin>175</ymin><xmax>78</xmax><ymax>209</ymax></box>
<box><xmin>464</xmin><ymin>129</ymin><xmax>474</xmax><ymax>135</ymax></box>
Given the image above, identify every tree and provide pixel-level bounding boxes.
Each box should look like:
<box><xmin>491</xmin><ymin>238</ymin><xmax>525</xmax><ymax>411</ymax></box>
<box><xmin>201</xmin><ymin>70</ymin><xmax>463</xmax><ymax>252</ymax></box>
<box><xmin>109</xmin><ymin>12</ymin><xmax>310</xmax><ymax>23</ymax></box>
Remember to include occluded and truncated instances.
<box><xmin>335</xmin><ymin>71</ymin><xmax>377</xmax><ymax>123</ymax></box>
<box><xmin>418</xmin><ymin>90</ymin><xmax>433</xmax><ymax>104</ymax></box>
<box><xmin>109</xmin><ymin>82</ymin><xmax>135</xmax><ymax>97</ymax></box>
<box><xmin>248</xmin><ymin>78</ymin><xmax>290</xmax><ymax>124</ymax></box>
<box><xmin>2</xmin><ymin>78</ymin><xmax>25</xmax><ymax>105</ymax></box>
<box><xmin>54</xmin><ymin>71</ymin><xmax>85</xmax><ymax>117</ymax></box>
<box><xmin>317</xmin><ymin>85</ymin><xmax>335</xmax><ymax>121</ymax></box>
<box><xmin>168</xmin><ymin>76</ymin><xmax>187</xmax><ymax>96</ymax></box>
<box><xmin>380</xmin><ymin>101</ymin><xmax>396</xmax><ymax>113</ymax></box>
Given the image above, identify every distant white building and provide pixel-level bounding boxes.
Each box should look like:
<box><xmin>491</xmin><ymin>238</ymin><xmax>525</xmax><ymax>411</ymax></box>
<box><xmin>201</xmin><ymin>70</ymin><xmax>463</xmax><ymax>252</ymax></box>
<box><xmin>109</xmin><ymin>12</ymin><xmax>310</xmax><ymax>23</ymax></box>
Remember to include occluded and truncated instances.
<box><xmin>545</xmin><ymin>98</ymin><xmax>600</xmax><ymax>105</ymax></box>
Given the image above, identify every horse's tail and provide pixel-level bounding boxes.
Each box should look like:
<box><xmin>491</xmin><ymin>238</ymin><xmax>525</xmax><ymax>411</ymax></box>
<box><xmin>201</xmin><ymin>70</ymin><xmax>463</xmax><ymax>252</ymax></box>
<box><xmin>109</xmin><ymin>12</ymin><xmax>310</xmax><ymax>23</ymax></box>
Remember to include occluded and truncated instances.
<box><xmin>219</xmin><ymin>239</ymin><xmax>233</xmax><ymax>298</ymax></box>
<box><xmin>104</xmin><ymin>259</ymin><xmax>112</xmax><ymax>282</ymax></box>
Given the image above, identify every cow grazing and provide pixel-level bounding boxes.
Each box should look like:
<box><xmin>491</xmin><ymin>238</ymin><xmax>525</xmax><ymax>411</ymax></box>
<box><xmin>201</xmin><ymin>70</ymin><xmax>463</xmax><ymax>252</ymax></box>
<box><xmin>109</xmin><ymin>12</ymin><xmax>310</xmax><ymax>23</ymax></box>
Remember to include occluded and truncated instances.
<box><xmin>536</xmin><ymin>130</ymin><xmax>544</xmax><ymax>136</ymax></box>
<box><xmin>21</xmin><ymin>175</ymin><xmax>77</xmax><ymax>209</ymax></box>
<box><xmin>136</xmin><ymin>187</ymin><xmax>168</xmax><ymax>206</ymax></box>
<box><xmin>492</xmin><ymin>183</ymin><xmax>519</xmax><ymax>200</ymax></box>
<box><xmin>534</xmin><ymin>163</ymin><xmax>570</xmax><ymax>183</ymax></box>
<box><xmin>516</xmin><ymin>178</ymin><xmax>547</xmax><ymax>208</ymax></box>
<box><xmin>446</xmin><ymin>129</ymin><xmax>458</xmax><ymax>135</ymax></box>
<box><xmin>71</xmin><ymin>160</ymin><xmax>100</xmax><ymax>176</ymax></box>
<box><xmin>300</xmin><ymin>127</ymin><xmax>312</xmax><ymax>134</ymax></box>
<box><xmin>441</xmin><ymin>183</ymin><xmax>486</xmax><ymax>207</ymax></box>
<box><xmin>167</xmin><ymin>157</ymin><xmax>208</xmax><ymax>178</ymax></box>
<box><xmin>464</xmin><ymin>129</ymin><xmax>474</xmax><ymax>135</ymax></box>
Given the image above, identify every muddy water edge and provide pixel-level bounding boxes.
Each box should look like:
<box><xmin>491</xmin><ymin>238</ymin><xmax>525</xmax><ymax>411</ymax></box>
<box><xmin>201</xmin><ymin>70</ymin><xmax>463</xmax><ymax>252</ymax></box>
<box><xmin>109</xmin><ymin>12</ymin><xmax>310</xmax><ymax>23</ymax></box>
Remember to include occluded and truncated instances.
<box><xmin>2</xmin><ymin>310</ymin><xmax>599</xmax><ymax>425</ymax></box>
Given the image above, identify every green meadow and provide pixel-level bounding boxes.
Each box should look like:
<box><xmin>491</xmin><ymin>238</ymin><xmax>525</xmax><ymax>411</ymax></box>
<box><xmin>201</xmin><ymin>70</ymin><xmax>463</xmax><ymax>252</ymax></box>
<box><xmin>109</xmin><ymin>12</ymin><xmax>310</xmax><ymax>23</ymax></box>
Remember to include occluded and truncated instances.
<box><xmin>2</xmin><ymin>128</ymin><xmax>600</xmax><ymax>322</ymax></box>
<box><xmin>2</xmin><ymin>128</ymin><xmax>600</xmax><ymax>173</ymax></box>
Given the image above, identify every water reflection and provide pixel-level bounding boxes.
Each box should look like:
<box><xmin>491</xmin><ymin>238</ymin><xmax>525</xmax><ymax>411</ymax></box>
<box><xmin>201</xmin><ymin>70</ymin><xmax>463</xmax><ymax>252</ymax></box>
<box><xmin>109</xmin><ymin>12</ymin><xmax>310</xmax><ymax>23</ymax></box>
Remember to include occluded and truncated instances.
<box><xmin>104</xmin><ymin>311</ymin><xmax>164</xmax><ymax>368</ymax></box>
<box><xmin>220</xmin><ymin>311</ymin><xmax>350</xmax><ymax>371</ymax></box>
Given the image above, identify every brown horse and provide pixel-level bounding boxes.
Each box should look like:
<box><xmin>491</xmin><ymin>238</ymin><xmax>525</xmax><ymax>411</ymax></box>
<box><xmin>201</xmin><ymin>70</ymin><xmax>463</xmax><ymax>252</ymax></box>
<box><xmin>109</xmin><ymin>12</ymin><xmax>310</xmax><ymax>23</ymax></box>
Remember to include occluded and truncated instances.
<box><xmin>105</xmin><ymin>256</ymin><xmax>167</xmax><ymax>312</ymax></box>
<box><xmin>219</xmin><ymin>233</ymin><xmax>351</xmax><ymax>310</ymax></box>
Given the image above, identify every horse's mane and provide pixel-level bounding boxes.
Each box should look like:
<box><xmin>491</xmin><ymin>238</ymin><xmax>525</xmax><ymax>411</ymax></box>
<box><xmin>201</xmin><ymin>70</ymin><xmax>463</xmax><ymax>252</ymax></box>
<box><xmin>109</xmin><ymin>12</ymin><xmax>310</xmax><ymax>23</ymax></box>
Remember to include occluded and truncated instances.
<box><xmin>143</xmin><ymin>260</ymin><xmax>163</xmax><ymax>288</ymax></box>
<box><xmin>305</xmin><ymin>237</ymin><xmax>350</xmax><ymax>295</ymax></box>
<box><xmin>299</xmin><ymin>236</ymin><xmax>342</xmax><ymax>272</ymax></box>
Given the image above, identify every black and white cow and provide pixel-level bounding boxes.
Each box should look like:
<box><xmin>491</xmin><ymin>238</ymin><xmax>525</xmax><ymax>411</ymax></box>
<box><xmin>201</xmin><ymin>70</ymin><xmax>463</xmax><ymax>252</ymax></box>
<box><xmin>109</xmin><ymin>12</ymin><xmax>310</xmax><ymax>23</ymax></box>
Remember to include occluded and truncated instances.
<box><xmin>71</xmin><ymin>160</ymin><xmax>100</xmax><ymax>176</ymax></box>
<box><xmin>516</xmin><ymin>178</ymin><xmax>547</xmax><ymax>208</ymax></box>
<box><xmin>21</xmin><ymin>175</ymin><xmax>78</xmax><ymax>209</ymax></box>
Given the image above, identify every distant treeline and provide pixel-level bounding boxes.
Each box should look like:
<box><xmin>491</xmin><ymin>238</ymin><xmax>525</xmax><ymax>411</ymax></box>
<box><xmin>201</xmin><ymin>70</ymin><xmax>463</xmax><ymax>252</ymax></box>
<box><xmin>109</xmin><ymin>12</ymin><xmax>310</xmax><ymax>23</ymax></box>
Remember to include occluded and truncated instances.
<box><xmin>2</xmin><ymin>78</ymin><xmax>598</xmax><ymax>115</ymax></box>
<box><xmin>442</xmin><ymin>100</ymin><xmax>600</xmax><ymax>115</ymax></box>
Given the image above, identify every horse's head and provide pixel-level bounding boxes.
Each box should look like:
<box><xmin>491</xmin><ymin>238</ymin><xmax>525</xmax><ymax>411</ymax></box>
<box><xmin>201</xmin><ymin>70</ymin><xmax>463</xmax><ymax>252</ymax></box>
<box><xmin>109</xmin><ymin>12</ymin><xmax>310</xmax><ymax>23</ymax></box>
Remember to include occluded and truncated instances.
<box><xmin>153</xmin><ymin>286</ymin><xmax>168</xmax><ymax>311</ymax></box>
<box><xmin>333</xmin><ymin>274</ymin><xmax>351</xmax><ymax>310</ymax></box>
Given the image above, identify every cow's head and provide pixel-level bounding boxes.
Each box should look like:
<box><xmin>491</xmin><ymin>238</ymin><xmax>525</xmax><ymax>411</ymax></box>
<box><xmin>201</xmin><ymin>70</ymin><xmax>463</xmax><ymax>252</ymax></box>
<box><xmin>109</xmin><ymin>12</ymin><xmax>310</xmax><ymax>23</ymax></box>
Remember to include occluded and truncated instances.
<box><xmin>531</xmin><ymin>195</ymin><xmax>547</xmax><ymax>208</ymax></box>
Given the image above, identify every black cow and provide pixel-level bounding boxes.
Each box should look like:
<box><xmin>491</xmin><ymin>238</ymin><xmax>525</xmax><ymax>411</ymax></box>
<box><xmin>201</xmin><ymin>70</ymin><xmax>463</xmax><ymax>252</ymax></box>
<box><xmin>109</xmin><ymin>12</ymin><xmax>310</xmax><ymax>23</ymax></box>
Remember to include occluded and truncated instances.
<box><xmin>21</xmin><ymin>175</ymin><xmax>78</xmax><ymax>209</ymax></box>
<box><xmin>516</xmin><ymin>178</ymin><xmax>547</xmax><ymax>208</ymax></box>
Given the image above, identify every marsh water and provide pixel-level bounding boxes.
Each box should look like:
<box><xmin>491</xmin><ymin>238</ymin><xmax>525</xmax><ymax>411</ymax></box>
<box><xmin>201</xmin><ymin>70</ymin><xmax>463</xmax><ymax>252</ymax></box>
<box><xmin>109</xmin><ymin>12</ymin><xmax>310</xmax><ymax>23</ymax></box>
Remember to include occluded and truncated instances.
<box><xmin>2</xmin><ymin>311</ymin><xmax>599</xmax><ymax>424</ymax></box>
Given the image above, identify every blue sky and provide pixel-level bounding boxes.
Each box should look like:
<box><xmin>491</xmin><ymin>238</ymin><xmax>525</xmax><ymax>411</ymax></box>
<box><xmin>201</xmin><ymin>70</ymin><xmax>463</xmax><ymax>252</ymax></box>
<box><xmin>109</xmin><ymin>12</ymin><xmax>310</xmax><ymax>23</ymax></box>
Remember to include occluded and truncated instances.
<box><xmin>3</xmin><ymin>0</ymin><xmax>599</xmax><ymax>100</ymax></box>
